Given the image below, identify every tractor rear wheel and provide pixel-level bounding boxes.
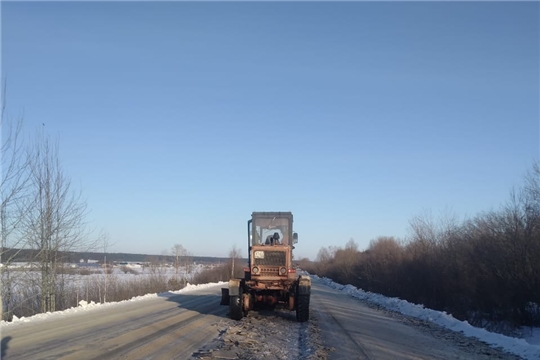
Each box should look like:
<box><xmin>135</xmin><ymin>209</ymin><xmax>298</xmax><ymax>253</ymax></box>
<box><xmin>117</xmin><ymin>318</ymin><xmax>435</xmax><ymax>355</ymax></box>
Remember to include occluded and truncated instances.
<box><xmin>230</xmin><ymin>287</ymin><xmax>244</xmax><ymax>320</ymax></box>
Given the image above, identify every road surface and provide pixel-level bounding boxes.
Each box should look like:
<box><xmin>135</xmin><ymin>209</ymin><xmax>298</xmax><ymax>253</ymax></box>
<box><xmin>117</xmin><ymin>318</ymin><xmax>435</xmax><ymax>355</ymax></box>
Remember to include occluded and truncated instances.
<box><xmin>0</xmin><ymin>278</ymin><xmax>523</xmax><ymax>359</ymax></box>
<box><xmin>1</xmin><ymin>286</ymin><xmax>227</xmax><ymax>360</ymax></box>
<box><xmin>310</xmin><ymin>278</ymin><xmax>521</xmax><ymax>360</ymax></box>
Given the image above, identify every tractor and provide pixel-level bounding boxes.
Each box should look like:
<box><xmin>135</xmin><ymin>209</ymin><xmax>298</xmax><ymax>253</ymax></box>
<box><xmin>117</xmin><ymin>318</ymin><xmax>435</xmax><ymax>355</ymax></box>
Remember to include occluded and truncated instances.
<box><xmin>220</xmin><ymin>211</ymin><xmax>311</xmax><ymax>322</ymax></box>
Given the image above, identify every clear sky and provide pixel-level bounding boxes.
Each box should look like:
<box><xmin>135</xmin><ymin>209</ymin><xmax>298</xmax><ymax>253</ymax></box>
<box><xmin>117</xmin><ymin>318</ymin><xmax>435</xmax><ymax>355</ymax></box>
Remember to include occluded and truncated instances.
<box><xmin>2</xmin><ymin>2</ymin><xmax>538</xmax><ymax>260</ymax></box>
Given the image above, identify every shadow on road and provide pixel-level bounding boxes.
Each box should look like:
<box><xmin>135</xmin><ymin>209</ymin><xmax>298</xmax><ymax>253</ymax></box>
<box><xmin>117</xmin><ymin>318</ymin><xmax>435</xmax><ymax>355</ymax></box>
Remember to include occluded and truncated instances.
<box><xmin>156</xmin><ymin>283</ymin><xmax>305</xmax><ymax>323</ymax></box>
<box><xmin>158</xmin><ymin>290</ymin><xmax>229</xmax><ymax>319</ymax></box>
<box><xmin>1</xmin><ymin>336</ymin><xmax>12</xmax><ymax>358</ymax></box>
<box><xmin>157</xmin><ymin>288</ymin><xmax>301</xmax><ymax>322</ymax></box>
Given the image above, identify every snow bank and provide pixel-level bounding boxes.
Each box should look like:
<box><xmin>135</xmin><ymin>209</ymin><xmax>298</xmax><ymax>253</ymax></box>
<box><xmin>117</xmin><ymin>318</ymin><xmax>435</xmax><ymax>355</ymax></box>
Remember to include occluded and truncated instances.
<box><xmin>0</xmin><ymin>281</ymin><xmax>226</xmax><ymax>328</ymax></box>
<box><xmin>314</xmin><ymin>276</ymin><xmax>540</xmax><ymax>360</ymax></box>
<box><xmin>522</xmin><ymin>327</ymin><xmax>540</xmax><ymax>346</ymax></box>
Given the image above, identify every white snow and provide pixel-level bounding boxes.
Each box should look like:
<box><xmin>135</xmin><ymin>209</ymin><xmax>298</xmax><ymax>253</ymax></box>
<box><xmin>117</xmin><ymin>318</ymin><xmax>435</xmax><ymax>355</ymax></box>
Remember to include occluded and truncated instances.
<box><xmin>315</xmin><ymin>275</ymin><xmax>540</xmax><ymax>360</ymax></box>
<box><xmin>0</xmin><ymin>281</ymin><xmax>226</xmax><ymax>328</ymax></box>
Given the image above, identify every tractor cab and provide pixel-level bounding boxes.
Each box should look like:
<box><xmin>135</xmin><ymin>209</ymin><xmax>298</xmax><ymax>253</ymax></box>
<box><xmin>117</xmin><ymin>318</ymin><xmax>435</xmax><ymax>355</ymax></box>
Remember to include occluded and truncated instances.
<box><xmin>250</xmin><ymin>212</ymin><xmax>297</xmax><ymax>247</ymax></box>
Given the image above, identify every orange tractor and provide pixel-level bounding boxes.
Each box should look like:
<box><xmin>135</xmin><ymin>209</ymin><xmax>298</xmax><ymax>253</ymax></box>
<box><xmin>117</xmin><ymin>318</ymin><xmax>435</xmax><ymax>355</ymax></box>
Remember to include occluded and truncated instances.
<box><xmin>221</xmin><ymin>211</ymin><xmax>310</xmax><ymax>322</ymax></box>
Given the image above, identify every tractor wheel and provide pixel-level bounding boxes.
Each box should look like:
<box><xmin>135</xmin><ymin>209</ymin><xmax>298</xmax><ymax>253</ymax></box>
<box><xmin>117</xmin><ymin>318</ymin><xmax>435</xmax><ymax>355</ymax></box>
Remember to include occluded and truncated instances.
<box><xmin>296</xmin><ymin>289</ymin><xmax>310</xmax><ymax>322</ymax></box>
<box><xmin>230</xmin><ymin>287</ymin><xmax>244</xmax><ymax>321</ymax></box>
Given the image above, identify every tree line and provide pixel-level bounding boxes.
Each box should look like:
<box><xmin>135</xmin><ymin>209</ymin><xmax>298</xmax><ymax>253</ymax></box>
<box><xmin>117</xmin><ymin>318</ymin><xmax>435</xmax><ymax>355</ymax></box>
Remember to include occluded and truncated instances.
<box><xmin>301</xmin><ymin>162</ymin><xmax>540</xmax><ymax>331</ymax></box>
<box><xmin>2</xmin><ymin>248</ymin><xmax>239</xmax><ymax>265</ymax></box>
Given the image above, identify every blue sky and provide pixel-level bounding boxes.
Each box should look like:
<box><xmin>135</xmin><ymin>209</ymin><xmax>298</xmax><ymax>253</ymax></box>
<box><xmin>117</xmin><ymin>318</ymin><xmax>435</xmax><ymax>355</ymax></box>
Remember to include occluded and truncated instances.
<box><xmin>2</xmin><ymin>2</ymin><xmax>538</xmax><ymax>260</ymax></box>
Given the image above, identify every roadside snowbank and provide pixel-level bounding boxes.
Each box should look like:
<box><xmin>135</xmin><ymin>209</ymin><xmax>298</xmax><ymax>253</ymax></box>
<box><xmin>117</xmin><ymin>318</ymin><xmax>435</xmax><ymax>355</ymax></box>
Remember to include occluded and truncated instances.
<box><xmin>315</xmin><ymin>276</ymin><xmax>540</xmax><ymax>360</ymax></box>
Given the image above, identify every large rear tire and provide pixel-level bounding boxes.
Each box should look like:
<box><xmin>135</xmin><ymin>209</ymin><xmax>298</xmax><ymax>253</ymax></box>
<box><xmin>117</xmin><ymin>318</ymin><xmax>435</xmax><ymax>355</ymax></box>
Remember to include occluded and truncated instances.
<box><xmin>230</xmin><ymin>287</ymin><xmax>244</xmax><ymax>320</ymax></box>
<box><xmin>296</xmin><ymin>291</ymin><xmax>310</xmax><ymax>322</ymax></box>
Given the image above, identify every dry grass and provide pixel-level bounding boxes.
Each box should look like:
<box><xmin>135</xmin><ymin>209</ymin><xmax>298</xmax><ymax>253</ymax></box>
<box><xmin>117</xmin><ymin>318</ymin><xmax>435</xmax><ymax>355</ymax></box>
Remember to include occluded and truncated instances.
<box><xmin>1</xmin><ymin>268</ymin><xmax>188</xmax><ymax>321</ymax></box>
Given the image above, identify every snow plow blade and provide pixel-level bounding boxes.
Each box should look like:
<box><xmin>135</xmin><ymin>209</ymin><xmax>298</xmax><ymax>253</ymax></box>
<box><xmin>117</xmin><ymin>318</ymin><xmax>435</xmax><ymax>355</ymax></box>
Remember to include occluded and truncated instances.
<box><xmin>220</xmin><ymin>288</ymin><xmax>230</xmax><ymax>305</ymax></box>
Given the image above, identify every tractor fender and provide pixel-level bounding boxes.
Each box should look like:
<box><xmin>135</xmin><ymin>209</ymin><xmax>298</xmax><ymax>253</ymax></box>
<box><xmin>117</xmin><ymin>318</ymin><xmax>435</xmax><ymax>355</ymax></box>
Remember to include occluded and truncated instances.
<box><xmin>297</xmin><ymin>275</ymin><xmax>311</xmax><ymax>295</ymax></box>
<box><xmin>228</xmin><ymin>279</ymin><xmax>242</xmax><ymax>296</ymax></box>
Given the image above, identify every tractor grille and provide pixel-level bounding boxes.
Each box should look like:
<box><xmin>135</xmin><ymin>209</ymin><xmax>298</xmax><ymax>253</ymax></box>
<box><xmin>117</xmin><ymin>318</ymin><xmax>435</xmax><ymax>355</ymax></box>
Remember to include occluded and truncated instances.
<box><xmin>260</xmin><ymin>267</ymin><xmax>279</xmax><ymax>276</ymax></box>
<box><xmin>254</xmin><ymin>251</ymin><xmax>286</xmax><ymax>266</ymax></box>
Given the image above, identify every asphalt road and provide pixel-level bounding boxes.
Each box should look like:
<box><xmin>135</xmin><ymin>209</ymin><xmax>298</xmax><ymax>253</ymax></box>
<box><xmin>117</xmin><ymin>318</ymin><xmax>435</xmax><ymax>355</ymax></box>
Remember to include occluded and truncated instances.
<box><xmin>310</xmin><ymin>277</ymin><xmax>521</xmax><ymax>360</ymax></box>
<box><xmin>1</xmin><ymin>278</ymin><xmax>522</xmax><ymax>360</ymax></box>
<box><xmin>1</xmin><ymin>285</ymin><xmax>228</xmax><ymax>360</ymax></box>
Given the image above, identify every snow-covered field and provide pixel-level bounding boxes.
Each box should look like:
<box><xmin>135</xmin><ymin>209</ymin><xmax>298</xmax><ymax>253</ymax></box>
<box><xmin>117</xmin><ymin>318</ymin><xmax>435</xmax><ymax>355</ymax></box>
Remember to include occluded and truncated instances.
<box><xmin>1</xmin><ymin>262</ymin><xmax>211</xmax><ymax>290</ymax></box>
<box><xmin>315</xmin><ymin>275</ymin><xmax>540</xmax><ymax>360</ymax></box>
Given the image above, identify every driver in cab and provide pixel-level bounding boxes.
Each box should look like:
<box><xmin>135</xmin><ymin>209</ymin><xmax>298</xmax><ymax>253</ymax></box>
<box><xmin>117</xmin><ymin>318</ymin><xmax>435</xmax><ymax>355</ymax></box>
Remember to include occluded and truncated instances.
<box><xmin>265</xmin><ymin>232</ymin><xmax>280</xmax><ymax>245</ymax></box>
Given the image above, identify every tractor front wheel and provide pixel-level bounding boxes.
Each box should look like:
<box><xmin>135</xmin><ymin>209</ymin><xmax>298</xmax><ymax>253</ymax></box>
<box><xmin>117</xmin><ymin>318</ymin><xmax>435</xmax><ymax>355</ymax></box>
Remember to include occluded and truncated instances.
<box><xmin>296</xmin><ymin>277</ymin><xmax>311</xmax><ymax>322</ymax></box>
<box><xmin>296</xmin><ymin>291</ymin><xmax>310</xmax><ymax>322</ymax></box>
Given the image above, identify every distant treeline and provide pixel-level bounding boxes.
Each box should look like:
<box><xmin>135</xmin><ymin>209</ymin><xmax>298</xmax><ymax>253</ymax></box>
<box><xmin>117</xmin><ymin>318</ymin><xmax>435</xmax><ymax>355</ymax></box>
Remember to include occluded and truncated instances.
<box><xmin>1</xmin><ymin>248</ymin><xmax>243</xmax><ymax>265</ymax></box>
<box><xmin>300</xmin><ymin>162</ymin><xmax>540</xmax><ymax>331</ymax></box>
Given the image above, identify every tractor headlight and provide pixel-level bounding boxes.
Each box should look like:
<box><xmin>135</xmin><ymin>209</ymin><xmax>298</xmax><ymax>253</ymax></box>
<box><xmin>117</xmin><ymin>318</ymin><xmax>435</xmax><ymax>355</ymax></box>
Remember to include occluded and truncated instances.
<box><xmin>279</xmin><ymin>267</ymin><xmax>287</xmax><ymax>275</ymax></box>
<box><xmin>252</xmin><ymin>266</ymin><xmax>260</xmax><ymax>275</ymax></box>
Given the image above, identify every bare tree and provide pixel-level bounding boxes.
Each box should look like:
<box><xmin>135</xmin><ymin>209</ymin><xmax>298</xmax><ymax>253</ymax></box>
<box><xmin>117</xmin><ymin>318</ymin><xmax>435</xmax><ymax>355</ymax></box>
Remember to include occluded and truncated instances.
<box><xmin>102</xmin><ymin>233</ymin><xmax>112</xmax><ymax>303</ymax></box>
<box><xmin>229</xmin><ymin>244</ymin><xmax>242</xmax><ymax>279</ymax></box>
<box><xmin>22</xmin><ymin>130</ymin><xmax>98</xmax><ymax>313</ymax></box>
<box><xmin>315</xmin><ymin>246</ymin><xmax>338</xmax><ymax>275</ymax></box>
<box><xmin>184</xmin><ymin>251</ymin><xmax>194</xmax><ymax>276</ymax></box>
<box><xmin>171</xmin><ymin>243</ymin><xmax>186</xmax><ymax>281</ymax></box>
<box><xmin>0</xmin><ymin>84</ymin><xmax>32</xmax><ymax>320</ymax></box>
<box><xmin>333</xmin><ymin>238</ymin><xmax>360</xmax><ymax>283</ymax></box>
